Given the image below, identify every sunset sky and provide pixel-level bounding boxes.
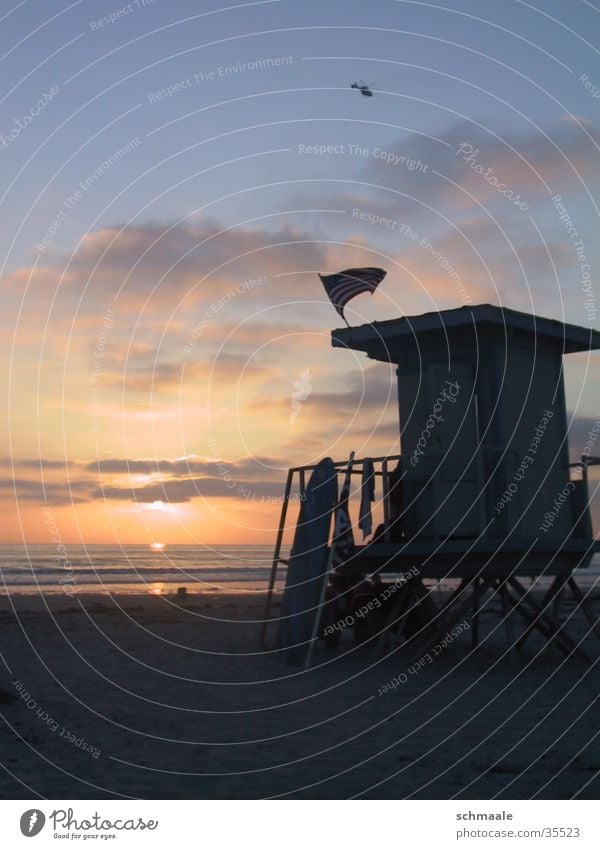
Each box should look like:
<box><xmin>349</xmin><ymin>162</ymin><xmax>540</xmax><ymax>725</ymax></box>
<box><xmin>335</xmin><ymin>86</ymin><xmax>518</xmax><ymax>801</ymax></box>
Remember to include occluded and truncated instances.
<box><xmin>1</xmin><ymin>0</ymin><xmax>599</xmax><ymax>544</ymax></box>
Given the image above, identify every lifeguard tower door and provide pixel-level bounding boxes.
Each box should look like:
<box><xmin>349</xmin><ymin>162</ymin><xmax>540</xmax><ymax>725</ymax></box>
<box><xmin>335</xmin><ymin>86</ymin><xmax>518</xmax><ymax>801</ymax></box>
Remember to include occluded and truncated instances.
<box><xmin>399</xmin><ymin>363</ymin><xmax>484</xmax><ymax>539</ymax></box>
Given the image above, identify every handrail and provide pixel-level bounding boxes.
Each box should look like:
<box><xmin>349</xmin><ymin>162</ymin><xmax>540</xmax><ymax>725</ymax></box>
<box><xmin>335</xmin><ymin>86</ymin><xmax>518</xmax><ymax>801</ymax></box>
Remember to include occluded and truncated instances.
<box><xmin>287</xmin><ymin>453</ymin><xmax>402</xmax><ymax>473</ymax></box>
<box><xmin>259</xmin><ymin>453</ymin><xmax>402</xmax><ymax>649</ymax></box>
<box><xmin>259</xmin><ymin>467</ymin><xmax>293</xmax><ymax>648</ymax></box>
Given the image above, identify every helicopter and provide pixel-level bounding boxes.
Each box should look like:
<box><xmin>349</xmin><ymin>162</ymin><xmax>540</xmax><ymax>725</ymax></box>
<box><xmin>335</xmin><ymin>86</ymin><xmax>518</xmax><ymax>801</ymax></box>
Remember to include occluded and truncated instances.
<box><xmin>351</xmin><ymin>80</ymin><xmax>374</xmax><ymax>97</ymax></box>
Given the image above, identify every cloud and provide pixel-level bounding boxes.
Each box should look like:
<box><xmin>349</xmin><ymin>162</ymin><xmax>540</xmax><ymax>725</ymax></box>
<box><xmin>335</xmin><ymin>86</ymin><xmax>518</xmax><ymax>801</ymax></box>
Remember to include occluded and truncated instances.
<box><xmin>97</xmin><ymin>353</ymin><xmax>275</xmax><ymax>394</ymax></box>
<box><xmin>0</xmin><ymin>457</ymin><xmax>72</xmax><ymax>469</ymax></box>
<box><xmin>91</xmin><ymin>476</ymin><xmax>283</xmax><ymax>503</ymax></box>
<box><xmin>85</xmin><ymin>454</ymin><xmax>283</xmax><ymax>477</ymax></box>
<box><xmin>6</xmin><ymin>216</ymin><xmax>334</xmax><ymax>316</ymax></box>
<box><xmin>0</xmin><ymin>478</ymin><xmax>91</xmax><ymax>505</ymax></box>
<box><xmin>6</xmin><ymin>117</ymin><xmax>598</xmax><ymax>383</ymax></box>
<box><xmin>243</xmin><ymin>364</ymin><xmax>398</xmax><ymax>439</ymax></box>
<box><xmin>358</xmin><ymin>118</ymin><xmax>600</xmax><ymax>213</ymax></box>
<box><xmin>2</xmin><ymin>395</ymin><xmax>598</xmax><ymax>513</ymax></box>
<box><xmin>2</xmin><ymin>117</ymin><xmax>598</xmax><ymax>531</ymax></box>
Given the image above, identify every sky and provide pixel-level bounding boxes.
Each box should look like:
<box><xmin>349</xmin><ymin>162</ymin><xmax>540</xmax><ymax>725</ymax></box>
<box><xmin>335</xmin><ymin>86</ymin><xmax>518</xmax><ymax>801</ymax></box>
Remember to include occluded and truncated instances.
<box><xmin>1</xmin><ymin>0</ymin><xmax>599</xmax><ymax>544</ymax></box>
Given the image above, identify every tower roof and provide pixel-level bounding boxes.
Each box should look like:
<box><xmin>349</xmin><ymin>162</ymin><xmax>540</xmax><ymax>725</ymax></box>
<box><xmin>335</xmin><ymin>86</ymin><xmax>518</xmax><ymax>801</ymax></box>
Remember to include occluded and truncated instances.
<box><xmin>331</xmin><ymin>303</ymin><xmax>600</xmax><ymax>360</ymax></box>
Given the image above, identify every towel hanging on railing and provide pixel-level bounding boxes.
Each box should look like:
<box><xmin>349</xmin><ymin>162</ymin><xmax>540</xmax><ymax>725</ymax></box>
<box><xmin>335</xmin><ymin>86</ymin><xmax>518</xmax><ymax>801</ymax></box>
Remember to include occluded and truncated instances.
<box><xmin>332</xmin><ymin>453</ymin><xmax>356</xmax><ymax>569</ymax></box>
<box><xmin>359</xmin><ymin>458</ymin><xmax>375</xmax><ymax>539</ymax></box>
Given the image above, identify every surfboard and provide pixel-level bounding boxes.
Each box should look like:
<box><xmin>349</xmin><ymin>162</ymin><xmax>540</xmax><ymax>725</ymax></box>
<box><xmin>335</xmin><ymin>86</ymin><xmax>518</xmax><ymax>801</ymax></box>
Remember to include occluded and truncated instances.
<box><xmin>277</xmin><ymin>457</ymin><xmax>338</xmax><ymax>664</ymax></box>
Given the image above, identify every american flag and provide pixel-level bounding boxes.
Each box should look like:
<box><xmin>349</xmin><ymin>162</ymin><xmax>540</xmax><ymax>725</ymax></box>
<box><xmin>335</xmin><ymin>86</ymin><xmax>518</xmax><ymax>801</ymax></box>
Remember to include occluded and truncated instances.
<box><xmin>319</xmin><ymin>267</ymin><xmax>386</xmax><ymax>323</ymax></box>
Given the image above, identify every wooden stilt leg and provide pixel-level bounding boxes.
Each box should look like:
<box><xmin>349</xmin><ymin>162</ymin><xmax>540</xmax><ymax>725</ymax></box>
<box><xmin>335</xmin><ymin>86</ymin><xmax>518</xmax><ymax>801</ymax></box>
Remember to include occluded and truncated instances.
<box><xmin>471</xmin><ymin>577</ymin><xmax>482</xmax><ymax>649</ymax></box>
<box><xmin>438</xmin><ymin>578</ymin><xmax>471</xmax><ymax>614</ymax></box>
<box><xmin>406</xmin><ymin>579</ymin><xmax>476</xmax><ymax>663</ymax></box>
<box><xmin>514</xmin><ymin>573</ymin><xmax>569</xmax><ymax>651</ymax></box>
<box><xmin>506</xmin><ymin>577</ymin><xmax>589</xmax><ymax>662</ymax></box>
<box><xmin>499</xmin><ymin>580</ymin><xmax>518</xmax><ymax>667</ymax></box>
<box><xmin>372</xmin><ymin>582</ymin><xmax>414</xmax><ymax>658</ymax></box>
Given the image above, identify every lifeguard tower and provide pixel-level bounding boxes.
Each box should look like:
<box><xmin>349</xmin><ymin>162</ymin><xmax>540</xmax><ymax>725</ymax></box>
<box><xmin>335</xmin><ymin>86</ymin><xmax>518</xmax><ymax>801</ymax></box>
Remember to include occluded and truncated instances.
<box><xmin>262</xmin><ymin>305</ymin><xmax>600</xmax><ymax>663</ymax></box>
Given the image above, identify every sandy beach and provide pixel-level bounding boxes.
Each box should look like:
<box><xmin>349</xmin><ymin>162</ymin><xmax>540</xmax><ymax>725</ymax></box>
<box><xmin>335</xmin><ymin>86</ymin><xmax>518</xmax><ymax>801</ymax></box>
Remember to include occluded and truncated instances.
<box><xmin>0</xmin><ymin>587</ymin><xmax>599</xmax><ymax>800</ymax></box>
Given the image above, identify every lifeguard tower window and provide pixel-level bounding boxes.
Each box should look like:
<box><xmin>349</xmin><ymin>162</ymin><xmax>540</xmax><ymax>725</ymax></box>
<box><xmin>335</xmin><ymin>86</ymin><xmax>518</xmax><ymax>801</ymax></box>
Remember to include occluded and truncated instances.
<box><xmin>332</xmin><ymin>304</ymin><xmax>600</xmax><ymax>551</ymax></box>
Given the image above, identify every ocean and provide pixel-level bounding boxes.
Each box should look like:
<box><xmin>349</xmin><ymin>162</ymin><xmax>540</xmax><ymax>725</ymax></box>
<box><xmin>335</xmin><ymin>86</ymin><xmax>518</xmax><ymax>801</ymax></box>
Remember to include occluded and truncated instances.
<box><xmin>0</xmin><ymin>544</ymin><xmax>288</xmax><ymax>595</ymax></box>
<box><xmin>0</xmin><ymin>545</ymin><xmax>597</xmax><ymax>596</ymax></box>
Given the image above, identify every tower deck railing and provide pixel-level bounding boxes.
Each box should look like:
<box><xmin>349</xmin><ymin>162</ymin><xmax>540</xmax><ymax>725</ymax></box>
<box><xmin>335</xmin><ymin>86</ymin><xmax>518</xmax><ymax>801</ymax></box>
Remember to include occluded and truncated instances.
<box><xmin>259</xmin><ymin>452</ymin><xmax>598</xmax><ymax>647</ymax></box>
<box><xmin>259</xmin><ymin>454</ymin><xmax>401</xmax><ymax>646</ymax></box>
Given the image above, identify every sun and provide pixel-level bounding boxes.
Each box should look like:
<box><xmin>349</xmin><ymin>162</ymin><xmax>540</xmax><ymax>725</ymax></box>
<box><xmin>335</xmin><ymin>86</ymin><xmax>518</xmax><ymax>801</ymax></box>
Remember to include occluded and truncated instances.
<box><xmin>149</xmin><ymin>542</ymin><xmax>166</xmax><ymax>550</ymax></box>
<box><xmin>149</xmin><ymin>500</ymin><xmax>167</xmax><ymax>511</ymax></box>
